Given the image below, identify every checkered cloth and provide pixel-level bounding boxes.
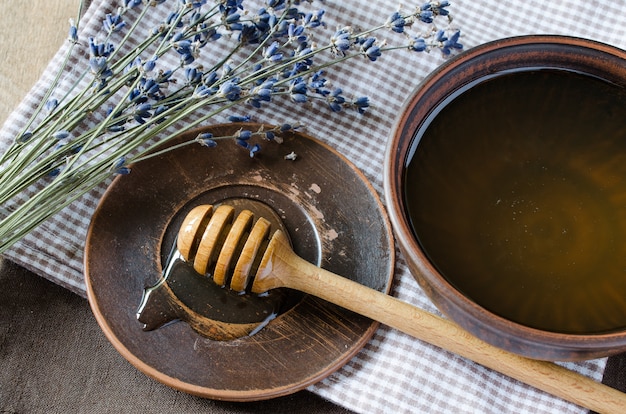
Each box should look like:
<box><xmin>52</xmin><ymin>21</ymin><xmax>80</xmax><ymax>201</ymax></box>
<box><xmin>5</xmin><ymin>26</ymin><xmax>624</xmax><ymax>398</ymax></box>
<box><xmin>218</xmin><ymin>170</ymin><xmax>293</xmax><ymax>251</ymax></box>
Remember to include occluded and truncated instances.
<box><xmin>2</xmin><ymin>0</ymin><xmax>625</xmax><ymax>412</ymax></box>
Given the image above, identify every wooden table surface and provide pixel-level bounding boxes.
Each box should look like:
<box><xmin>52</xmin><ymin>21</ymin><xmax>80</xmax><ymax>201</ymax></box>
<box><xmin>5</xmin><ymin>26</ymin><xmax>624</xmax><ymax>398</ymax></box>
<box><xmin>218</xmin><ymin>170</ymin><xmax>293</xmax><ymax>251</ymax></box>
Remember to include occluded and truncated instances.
<box><xmin>0</xmin><ymin>1</ymin><xmax>78</xmax><ymax>125</ymax></box>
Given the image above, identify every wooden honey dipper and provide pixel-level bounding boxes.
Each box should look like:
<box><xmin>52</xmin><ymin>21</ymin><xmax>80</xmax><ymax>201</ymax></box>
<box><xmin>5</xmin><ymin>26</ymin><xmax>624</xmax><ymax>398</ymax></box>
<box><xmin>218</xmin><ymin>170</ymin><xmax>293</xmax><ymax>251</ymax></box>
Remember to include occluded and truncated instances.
<box><xmin>177</xmin><ymin>204</ymin><xmax>626</xmax><ymax>414</ymax></box>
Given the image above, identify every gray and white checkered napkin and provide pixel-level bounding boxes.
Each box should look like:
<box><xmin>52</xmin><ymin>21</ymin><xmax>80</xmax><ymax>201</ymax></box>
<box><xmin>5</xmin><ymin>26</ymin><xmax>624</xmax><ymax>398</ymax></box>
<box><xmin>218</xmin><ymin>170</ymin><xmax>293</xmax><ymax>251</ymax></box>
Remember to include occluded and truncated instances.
<box><xmin>3</xmin><ymin>0</ymin><xmax>625</xmax><ymax>412</ymax></box>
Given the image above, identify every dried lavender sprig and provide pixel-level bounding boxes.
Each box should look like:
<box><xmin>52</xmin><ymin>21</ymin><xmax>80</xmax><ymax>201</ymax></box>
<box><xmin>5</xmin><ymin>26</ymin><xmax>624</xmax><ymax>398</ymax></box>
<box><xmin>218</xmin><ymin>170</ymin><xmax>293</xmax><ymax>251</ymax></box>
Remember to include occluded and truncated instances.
<box><xmin>0</xmin><ymin>0</ymin><xmax>462</xmax><ymax>253</ymax></box>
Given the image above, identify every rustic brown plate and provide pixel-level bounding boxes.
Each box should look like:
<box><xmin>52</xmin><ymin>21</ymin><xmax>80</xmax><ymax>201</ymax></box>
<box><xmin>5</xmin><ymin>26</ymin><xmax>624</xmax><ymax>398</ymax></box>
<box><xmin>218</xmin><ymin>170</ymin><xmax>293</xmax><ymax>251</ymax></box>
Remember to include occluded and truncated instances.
<box><xmin>85</xmin><ymin>123</ymin><xmax>394</xmax><ymax>401</ymax></box>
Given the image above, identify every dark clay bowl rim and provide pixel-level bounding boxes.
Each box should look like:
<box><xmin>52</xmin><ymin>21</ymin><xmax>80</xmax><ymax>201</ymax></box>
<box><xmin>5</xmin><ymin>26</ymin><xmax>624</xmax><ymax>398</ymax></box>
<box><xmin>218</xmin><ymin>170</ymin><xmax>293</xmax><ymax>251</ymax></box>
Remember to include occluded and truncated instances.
<box><xmin>384</xmin><ymin>35</ymin><xmax>626</xmax><ymax>361</ymax></box>
<box><xmin>85</xmin><ymin>123</ymin><xmax>395</xmax><ymax>400</ymax></box>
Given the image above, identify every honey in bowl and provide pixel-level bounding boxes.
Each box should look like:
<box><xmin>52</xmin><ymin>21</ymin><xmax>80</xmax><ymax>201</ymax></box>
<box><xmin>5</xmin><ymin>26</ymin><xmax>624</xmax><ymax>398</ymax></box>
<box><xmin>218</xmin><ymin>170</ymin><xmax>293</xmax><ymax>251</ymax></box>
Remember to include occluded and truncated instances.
<box><xmin>404</xmin><ymin>68</ymin><xmax>626</xmax><ymax>334</ymax></box>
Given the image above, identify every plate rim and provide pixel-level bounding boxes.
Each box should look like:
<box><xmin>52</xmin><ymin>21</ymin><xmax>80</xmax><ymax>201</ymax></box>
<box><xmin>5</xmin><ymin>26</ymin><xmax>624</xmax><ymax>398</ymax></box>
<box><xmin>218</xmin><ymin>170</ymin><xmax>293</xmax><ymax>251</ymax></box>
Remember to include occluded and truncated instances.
<box><xmin>84</xmin><ymin>122</ymin><xmax>395</xmax><ymax>400</ymax></box>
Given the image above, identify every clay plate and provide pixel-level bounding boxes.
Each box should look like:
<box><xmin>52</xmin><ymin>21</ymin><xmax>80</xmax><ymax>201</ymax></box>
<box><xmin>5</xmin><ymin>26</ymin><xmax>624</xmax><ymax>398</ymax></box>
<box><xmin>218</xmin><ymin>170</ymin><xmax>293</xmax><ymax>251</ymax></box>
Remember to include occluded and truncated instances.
<box><xmin>85</xmin><ymin>123</ymin><xmax>394</xmax><ymax>401</ymax></box>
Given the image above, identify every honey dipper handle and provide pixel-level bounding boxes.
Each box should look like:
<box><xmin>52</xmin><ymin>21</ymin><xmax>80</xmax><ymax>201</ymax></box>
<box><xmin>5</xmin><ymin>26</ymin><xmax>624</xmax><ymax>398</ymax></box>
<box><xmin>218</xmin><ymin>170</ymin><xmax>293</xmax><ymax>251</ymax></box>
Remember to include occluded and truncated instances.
<box><xmin>256</xmin><ymin>238</ymin><xmax>626</xmax><ymax>414</ymax></box>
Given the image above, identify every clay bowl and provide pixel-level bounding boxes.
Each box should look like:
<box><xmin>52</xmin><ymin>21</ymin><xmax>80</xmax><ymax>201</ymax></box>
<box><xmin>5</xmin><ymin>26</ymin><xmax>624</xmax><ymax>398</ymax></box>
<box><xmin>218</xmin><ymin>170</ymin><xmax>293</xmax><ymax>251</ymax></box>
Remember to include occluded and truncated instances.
<box><xmin>384</xmin><ymin>35</ymin><xmax>626</xmax><ymax>361</ymax></box>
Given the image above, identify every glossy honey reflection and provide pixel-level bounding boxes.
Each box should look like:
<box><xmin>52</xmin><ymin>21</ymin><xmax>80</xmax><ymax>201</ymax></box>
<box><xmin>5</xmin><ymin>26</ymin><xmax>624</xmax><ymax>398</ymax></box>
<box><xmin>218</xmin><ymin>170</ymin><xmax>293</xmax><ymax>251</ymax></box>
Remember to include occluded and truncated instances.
<box><xmin>405</xmin><ymin>69</ymin><xmax>626</xmax><ymax>334</ymax></box>
<box><xmin>137</xmin><ymin>203</ymin><xmax>293</xmax><ymax>341</ymax></box>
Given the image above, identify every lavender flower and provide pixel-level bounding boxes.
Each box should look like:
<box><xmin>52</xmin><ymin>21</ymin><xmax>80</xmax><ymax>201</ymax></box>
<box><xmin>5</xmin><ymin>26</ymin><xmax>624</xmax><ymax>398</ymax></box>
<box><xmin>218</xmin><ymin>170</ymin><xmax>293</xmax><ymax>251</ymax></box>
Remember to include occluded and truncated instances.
<box><xmin>327</xmin><ymin>88</ymin><xmax>346</xmax><ymax>112</ymax></box>
<box><xmin>17</xmin><ymin>131</ymin><xmax>32</xmax><ymax>144</ymax></box>
<box><xmin>303</xmin><ymin>10</ymin><xmax>325</xmax><ymax>28</ymax></box>
<box><xmin>351</xmin><ymin>96</ymin><xmax>370</xmax><ymax>114</ymax></box>
<box><xmin>228</xmin><ymin>115</ymin><xmax>251</xmax><ymax>123</ymax></box>
<box><xmin>218</xmin><ymin>79</ymin><xmax>241</xmax><ymax>101</ymax></box>
<box><xmin>409</xmin><ymin>36</ymin><xmax>428</xmax><ymax>52</ymax></box>
<box><xmin>132</xmin><ymin>103</ymin><xmax>153</xmax><ymax>124</ymax></box>
<box><xmin>236</xmin><ymin>129</ymin><xmax>253</xmax><ymax>142</ymax></box>
<box><xmin>185</xmin><ymin>67</ymin><xmax>203</xmax><ymax>85</ymax></box>
<box><xmin>416</xmin><ymin>6</ymin><xmax>435</xmax><ymax>24</ymax></box>
<box><xmin>89</xmin><ymin>38</ymin><xmax>114</xmax><ymax>57</ymax></box>
<box><xmin>68</xmin><ymin>19</ymin><xmax>78</xmax><ymax>43</ymax></box>
<box><xmin>236</xmin><ymin>129</ymin><xmax>260</xmax><ymax>157</ymax></box>
<box><xmin>430</xmin><ymin>0</ymin><xmax>451</xmax><ymax>16</ymax></box>
<box><xmin>360</xmin><ymin>37</ymin><xmax>382</xmax><ymax>61</ymax></box>
<box><xmin>331</xmin><ymin>29</ymin><xmax>352</xmax><ymax>54</ymax></box>
<box><xmin>0</xmin><ymin>0</ymin><xmax>464</xmax><ymax>253</ymax></box>
<box><xmin>289</xmin><ymin>77</ymin><xmax>308</xmax><ymax>103</ymax></box>
<box><xmin>52</xmin><ymin>130</ymin><xmax>70</xmax><ymax>141</ymax></box>
<box><xmin>112</xmin><ymin>157</ymin><xmax>131</xmax><ymax>175</ymax></box>
<box><xmin>437</xmin><ymin>29</ymin><xmax>463</xmax><ymax>55</ymax></box>
<box><xmin>386</xmin><ymin>12</ymin><xmax>407</xmax><ymax>33</ymax></box>
<box><xmin>124</xmin><ymin>0</ymin><xmax>142</xmax><ymax>9</ymax></box>
<box><xmin>196</xmin><ymin>132</ymin><xmax>217</xmax><ymax>147</ymax></box>
<box><xmin>89</xmin><ymin>56</ymin><xmax>112</xmax><ymax>78</ymax></box>
<box><xmin>45</xmin><ymin>98</ymin><xmax>59</xmax><ymax>114</ymax></box>
<box><xmin>248</xmin><ymin>80</ymin><xmax>275</xmax><ymax>108</ymax></box>
<box><xmin>263</xmin><ymin>41</ymin><xmax>283</xmax><ymax>62</ymax></box>
<box><xmin>193</xmin><ymin>84</ymin><xmax>216</xmax><ymax>98</ymax></box>
<box><xmin>288</xmin><ymin>23</ymin><xmax>307</xmax><ymax>44</ymax></box>
<box><xmin>103</xmin><ymin>12</ymin><xmax>126</xmax><ymax>33</ymax></box>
